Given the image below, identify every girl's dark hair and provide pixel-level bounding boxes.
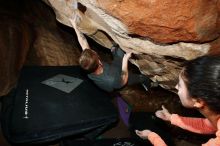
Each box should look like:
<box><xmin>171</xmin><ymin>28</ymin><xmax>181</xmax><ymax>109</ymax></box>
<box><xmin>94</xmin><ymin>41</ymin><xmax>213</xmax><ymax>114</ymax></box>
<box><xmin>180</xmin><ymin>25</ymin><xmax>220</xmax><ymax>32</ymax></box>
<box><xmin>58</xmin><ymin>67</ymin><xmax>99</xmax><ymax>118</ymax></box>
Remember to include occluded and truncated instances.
<box><xmin>181</xmin><ymin>55</ymin><xmax>220</xmax><ymax>113</ymax></box>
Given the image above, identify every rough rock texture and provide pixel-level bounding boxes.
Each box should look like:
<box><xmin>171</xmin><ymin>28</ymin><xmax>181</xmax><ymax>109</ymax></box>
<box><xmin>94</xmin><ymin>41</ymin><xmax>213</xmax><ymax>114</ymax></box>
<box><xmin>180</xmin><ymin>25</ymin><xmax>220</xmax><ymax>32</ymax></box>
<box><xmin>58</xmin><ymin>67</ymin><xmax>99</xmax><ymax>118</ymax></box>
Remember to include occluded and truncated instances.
<box><xmin>0</xmin><ymin>0</ymin><xmax>81</xmax><ymax>96</ymax></box>
<box><xmin>0</xmin><ymin>5</ymin><xmax>33</xmax><ymax>96</ymax></box>
<box><xmin>97</xmin><ymin>0</ymin><xmax>219</xmax><ymax>43</ymax></box>
<box><xmin>23</xmin><ymin>1</ymin><xmax>81</xmax><ymax>66</ymax></box>
<box><xmin>43</xmin><ymin>0</ymin><xmax>220</xmax><ymax>91</ymax></box>
<box><xmin>218</xmin><ymin>0</ymin><xmax>220</xmax><ymax>26</ymax></box>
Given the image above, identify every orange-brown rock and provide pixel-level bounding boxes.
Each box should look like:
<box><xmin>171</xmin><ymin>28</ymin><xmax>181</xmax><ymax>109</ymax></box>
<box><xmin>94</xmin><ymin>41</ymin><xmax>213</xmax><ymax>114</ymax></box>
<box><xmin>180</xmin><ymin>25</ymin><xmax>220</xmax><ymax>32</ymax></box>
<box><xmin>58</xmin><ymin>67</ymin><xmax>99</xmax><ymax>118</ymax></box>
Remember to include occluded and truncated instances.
<box><xmin>97</xmin><ymin>0</ymin><xmax>219</xmax><ymax>43</ymax></box>
<box><xmin>217</xmin><ymin>0</ymin><xmax>220</xmax><ymax>28</ymax></box>
<box><xmin>0</xmin><ymin>16</ymin><xmax>33</xmax><ymax>96</ymax></box>
<box><xmin>0</xmin><ymin>0</ymin><xmax>81</xmax><ymax>96</ymax></box>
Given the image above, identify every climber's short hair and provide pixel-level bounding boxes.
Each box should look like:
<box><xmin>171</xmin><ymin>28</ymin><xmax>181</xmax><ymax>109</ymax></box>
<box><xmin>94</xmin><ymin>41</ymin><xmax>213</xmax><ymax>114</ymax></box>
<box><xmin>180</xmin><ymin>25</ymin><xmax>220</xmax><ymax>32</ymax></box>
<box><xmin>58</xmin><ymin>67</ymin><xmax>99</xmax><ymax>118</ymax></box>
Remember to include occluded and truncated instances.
<box><xmin>79</xmin><ymin>49</ymin><xmax>100</xmax><ymax>73</ymax></box>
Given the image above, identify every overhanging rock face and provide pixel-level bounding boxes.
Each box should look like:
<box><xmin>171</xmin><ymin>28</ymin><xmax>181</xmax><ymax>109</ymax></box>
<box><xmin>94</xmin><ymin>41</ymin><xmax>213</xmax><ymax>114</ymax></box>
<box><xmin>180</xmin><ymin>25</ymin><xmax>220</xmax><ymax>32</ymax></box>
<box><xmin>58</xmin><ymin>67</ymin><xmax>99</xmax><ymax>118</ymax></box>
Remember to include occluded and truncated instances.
<box><xmin>43</xmin><ymin>0</ymin><xmax>220</xmax><ymax>91</ymax></box>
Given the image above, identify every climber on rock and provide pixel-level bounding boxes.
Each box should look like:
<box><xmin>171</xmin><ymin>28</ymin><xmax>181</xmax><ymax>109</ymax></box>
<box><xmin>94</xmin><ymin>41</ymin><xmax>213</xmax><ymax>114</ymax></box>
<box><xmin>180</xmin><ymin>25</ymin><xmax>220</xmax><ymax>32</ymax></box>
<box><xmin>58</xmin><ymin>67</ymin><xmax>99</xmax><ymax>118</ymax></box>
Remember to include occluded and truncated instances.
<box><xmin>69</xmin><ymin>12</ymin><xmax>158</xmax><ymax>92</ymax></box>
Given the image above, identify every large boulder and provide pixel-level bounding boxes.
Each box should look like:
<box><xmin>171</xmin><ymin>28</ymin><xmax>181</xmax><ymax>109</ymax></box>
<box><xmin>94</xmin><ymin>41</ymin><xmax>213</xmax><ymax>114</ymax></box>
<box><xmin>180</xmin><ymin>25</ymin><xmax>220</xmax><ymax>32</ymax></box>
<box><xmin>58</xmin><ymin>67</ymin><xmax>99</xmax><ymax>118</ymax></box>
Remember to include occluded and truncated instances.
<box><xmin>97</xmin><ymin>0</ymin><xmax>219</xmax><ymax>43</ymax></box>
<box><xmin>0</xmin><ymin>13</ymin><xmax>32</xmax><ymax>96</ymax></box>
<box><xmin>43</xmin><ymin>0</ymin><xmax>220</xmax><ymax>91</ymax></box>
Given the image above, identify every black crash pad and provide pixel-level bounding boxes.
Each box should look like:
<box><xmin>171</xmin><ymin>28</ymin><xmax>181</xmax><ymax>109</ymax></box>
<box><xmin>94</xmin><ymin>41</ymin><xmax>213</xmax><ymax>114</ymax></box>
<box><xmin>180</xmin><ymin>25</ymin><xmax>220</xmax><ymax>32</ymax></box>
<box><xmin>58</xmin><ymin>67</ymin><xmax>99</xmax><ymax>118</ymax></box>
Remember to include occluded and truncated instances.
<box><xmin>60</xmin><ymin>138</ymin><xmax>146</xmax><ymax>146</ymax></box>
<box><xmin>1</xmin><ymin>66</ymin><xmax>118</xmax><ymax>144</ymax></box>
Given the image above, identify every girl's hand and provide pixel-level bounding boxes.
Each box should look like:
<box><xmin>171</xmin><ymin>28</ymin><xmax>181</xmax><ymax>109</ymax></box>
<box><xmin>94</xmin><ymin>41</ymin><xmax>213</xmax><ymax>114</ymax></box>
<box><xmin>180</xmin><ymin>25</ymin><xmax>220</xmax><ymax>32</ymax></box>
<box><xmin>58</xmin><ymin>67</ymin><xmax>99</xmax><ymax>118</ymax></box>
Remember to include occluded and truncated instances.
<box><xmin>155</xmin><ymin>105</ymin><xmax>171</xmax><ymax>121</ymax></box>
<box><xmin>135</xmin><ymin>129</ymin><xmax>152</xmax><ymax>140</ymax></box>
